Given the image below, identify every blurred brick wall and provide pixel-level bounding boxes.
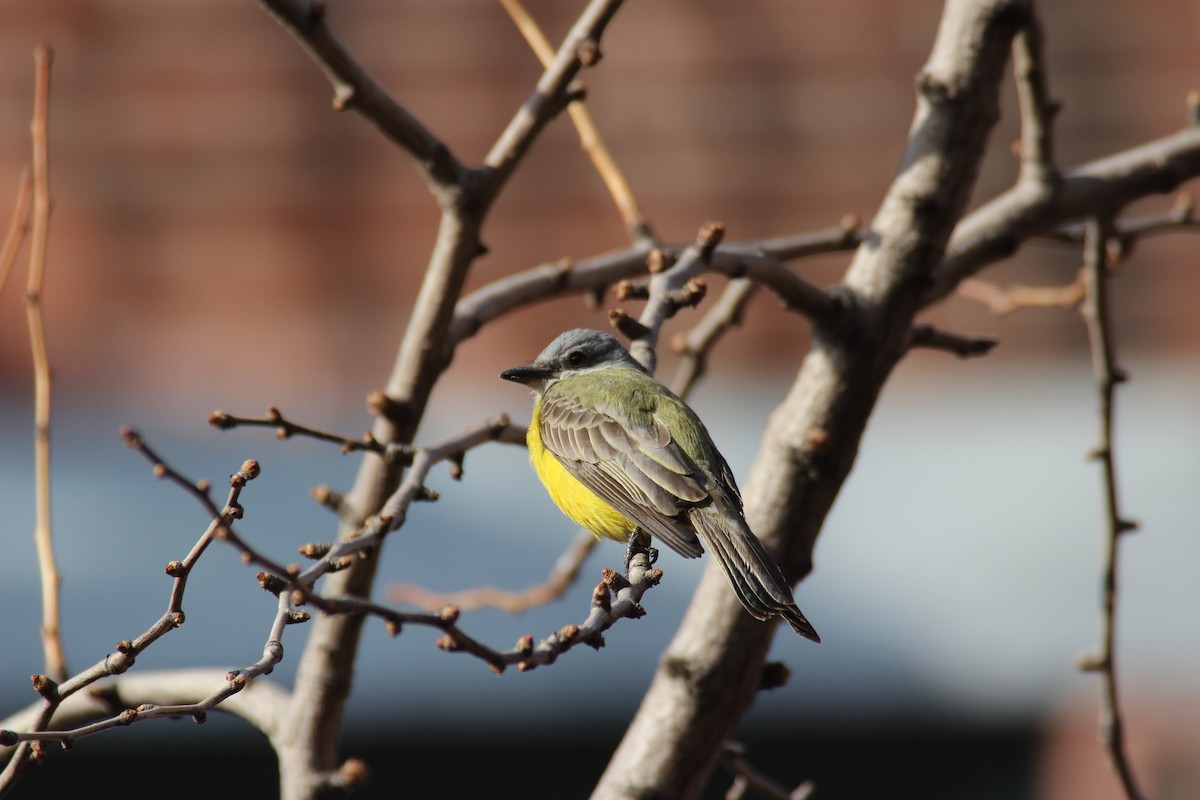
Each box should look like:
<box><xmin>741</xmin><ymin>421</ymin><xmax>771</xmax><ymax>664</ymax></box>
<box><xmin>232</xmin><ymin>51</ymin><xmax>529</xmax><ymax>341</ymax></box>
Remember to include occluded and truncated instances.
<box><xmin>0</xmin><ymin>1</ymin><xmax>1196</xmax><ymax>407</ymax></box>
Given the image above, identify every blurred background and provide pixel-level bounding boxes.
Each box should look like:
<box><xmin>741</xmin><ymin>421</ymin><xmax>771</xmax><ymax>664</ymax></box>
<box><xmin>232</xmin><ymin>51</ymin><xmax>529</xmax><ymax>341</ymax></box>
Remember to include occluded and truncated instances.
<box><xmin>1</xmin><ymin>1</ymin><xmax>1198</xmax><ymax>797</ymax></box>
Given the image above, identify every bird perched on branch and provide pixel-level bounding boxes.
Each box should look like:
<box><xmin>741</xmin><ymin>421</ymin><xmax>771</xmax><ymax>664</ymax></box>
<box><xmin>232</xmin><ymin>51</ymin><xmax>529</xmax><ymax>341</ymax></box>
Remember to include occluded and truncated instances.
<box><xmin>501</xmin><ymin>328</ymin><xmax>819</xmax><ymax>641</ymax></box>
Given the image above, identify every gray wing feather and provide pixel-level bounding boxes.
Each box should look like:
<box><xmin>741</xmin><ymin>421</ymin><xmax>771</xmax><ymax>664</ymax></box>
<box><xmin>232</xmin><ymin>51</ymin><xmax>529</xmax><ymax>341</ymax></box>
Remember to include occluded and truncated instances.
<box><xmin>539</xmin><ymin>388</ymin><xmax>705</xmax><ymax>558</ymax></box>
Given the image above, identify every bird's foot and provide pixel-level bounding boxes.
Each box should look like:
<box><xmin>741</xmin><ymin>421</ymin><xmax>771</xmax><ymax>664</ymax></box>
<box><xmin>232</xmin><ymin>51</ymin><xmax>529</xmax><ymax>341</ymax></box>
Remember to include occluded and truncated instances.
<box><xmin>624</xmin><ymin>529</ymin><xmax>654</xmax><ymax>572</ymax></box>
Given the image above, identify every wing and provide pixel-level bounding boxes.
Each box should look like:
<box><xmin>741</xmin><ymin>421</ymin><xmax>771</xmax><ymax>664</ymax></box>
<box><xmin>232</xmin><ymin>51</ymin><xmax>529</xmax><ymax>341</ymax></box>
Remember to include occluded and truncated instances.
<box><xmin>538</xmin><ymin>378</ymin><xmax>707</xmax><ymax>558</ymax></box>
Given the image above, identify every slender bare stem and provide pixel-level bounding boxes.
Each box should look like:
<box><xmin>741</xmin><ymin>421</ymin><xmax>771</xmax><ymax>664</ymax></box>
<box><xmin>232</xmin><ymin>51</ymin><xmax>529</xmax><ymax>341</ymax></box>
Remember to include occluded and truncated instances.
<box><xmin>1012</xmin><ymin>7</ymin><xmax>1057</xmax><ymax>187</ymax></box>
<box><xmin>499</xmin><ymin>0</ymin><xmax>652</xmax><ymax>241</ymax></box>
<box><xmin>390</xmin><ymin>529</ymin><xmax>597</xmax><ymax>614</ymax></box>
<box><xmin>24</xmin><ymin>43</ymin><xmax>66</xmax><ymax>687</ymax></box>
<box><xmin>1077</xmin><ymin>218</ymin><xmax>1146</xmax><ymax>800</ymax></box>
<box><xmin>669</xmin><ymin>278</ymin><xmax>758</xmax><ymax>398</ymax></box>
<box><xmin>255</xmin><ymin>0</ymin><xmax>466</xmax><ymax>196</ymax></box>
<box><xmin>0</xmin><ymin>444</ymin><xmax>260</xmax><ymax>788</ymax></box>
<box><xmin>0</xmin><ymin>170</ymin><xmax>32</xmax><ymax>298</ymax></box>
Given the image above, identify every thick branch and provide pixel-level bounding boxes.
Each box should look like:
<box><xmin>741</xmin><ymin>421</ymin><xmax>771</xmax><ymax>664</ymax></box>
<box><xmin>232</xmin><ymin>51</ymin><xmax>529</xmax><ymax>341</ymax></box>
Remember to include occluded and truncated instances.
<box><xmin>592</xmin><ymin>2</ymin><xmax>1025</xmax><ymax>797</ymax></box>
<box><xmin>930</xmin><ymin>125</ymin><xmax>1200</xmax><ymax>304</ymax></box>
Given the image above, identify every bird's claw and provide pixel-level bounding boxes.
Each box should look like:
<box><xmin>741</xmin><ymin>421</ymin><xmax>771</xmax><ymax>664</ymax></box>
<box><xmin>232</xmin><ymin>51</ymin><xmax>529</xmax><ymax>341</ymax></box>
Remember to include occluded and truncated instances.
<box><xmin>624</xmin><ymin>529</ymin><xmax>654</xmax><ymax>572</ymax></box>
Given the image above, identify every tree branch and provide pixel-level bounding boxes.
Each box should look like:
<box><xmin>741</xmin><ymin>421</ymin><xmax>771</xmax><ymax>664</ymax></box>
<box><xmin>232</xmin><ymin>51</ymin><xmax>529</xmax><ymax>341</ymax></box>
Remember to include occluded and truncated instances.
<box><xmin>0</xmin><ymin>442</ymin><xmax>260</xmax><ymax>786</ymax></box>
<box><xmin>1075</xmin><ymin>218</ymin><xmax>1146</xmax><ymax>800</ymax></box>
<box><xmin>482</xmin><ymin>0</ymin><xmax>627</xmax><ymax>200</ymax></box>
<box><xmin>930</xmin><ymin>124</ymin><xmax>1200</xmax><ymax>304</ymax></box>
<box><xmin>390</xmin><ymin>529</ymin><xmax>597</xmax><ymax>614</ymax></box>
<box><xmin>499</xmin><ymin>0</ymin><xmax>652</xmax><ymax>242</ymax></box>
<box><xmin>1011</xmin><ymin>8</ymin><xmax>1058</xmax><ymax>187</ymax></box>
<box><xmin>255</xmin><ymin>0</ymin><xmax>466</xmax><ymax>195</ymax></box>
<box><xmin>265</xmin><ymin>3</ymin><xmax>633</xmax><ymax>792</ymax></box>
<box><xmin>0</xmin><ymin>170</ymin><xmax>32</xmax><ymax>299</ymax></box>
<box><xmin>592</xmin><ymin>2</ymin><xmax>1027</xmax><ymax>797</ymax></box>
<box><xmin>24</xmin><ymin>43</ymin><xmax>67</xmax><ymax>687</ymax></box>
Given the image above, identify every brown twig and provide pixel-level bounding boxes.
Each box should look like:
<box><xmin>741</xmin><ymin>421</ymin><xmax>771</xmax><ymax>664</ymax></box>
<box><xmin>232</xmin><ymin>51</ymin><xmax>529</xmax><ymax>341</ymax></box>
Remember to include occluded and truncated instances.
<box><xmin>314</xmin><ymin>544</ymin><xmax>659</xmax><ymax>674</ymax></box>
<box><xmin>24</xmin><ymin>44</ymin><xmax>66</xmax><ymax>688</ymax></box>
<box><xmin>255</xmin><ymin>0</ymin><xmax>466</xmax><ymax>193</ymax></box>
<box><xmin>1075</xmin><ymin>218</ymin><xmax>1146</xmax><ymax>800</ymax></box>
<box><xmin>0</xmin><ymin>170</ymin><xmax>33</xmax><ymax>298</ymax></box>
<box><xmin>958</xmin><ymin>273</ymin><xmax>1084</xmax><ymax>316</ymax></box>
<box><xmin>1011</xmin><ymin>9</ymin><xmax>1058</xmax><ymax>189</ymax></box>
<box><xmin>122</xmin><ymin>429</ymin><xmax>655</xmax><ymax>677</ymax></box>
<box><xmin>0</xmin><ymin>438</ymin><xmax>260</xmax><ymax>786</ymax></box>
<box><xmin>1044</xmin><ymin>193</ymin><xmax>1199</xmax><ymax>251</ymax></box>
<box><xmin>499</xmin><ymin>0</ymin><xmax>652</xmax><ymax>242</ymax></box>
<box><xmin>669</xmin><ymin>278</ymin><xmax>758</xmax><ymax>398</ymax></box>
<box><xmin>448</xmin><ymin>220</ymin><xmax>858</xmax><ymax>351</ymax></box>
<box><xmin>210</xmin><ymin>405</ymin><xmax>408</xmax><ymax>463</ymax></box>
<box><xmin>623</xmin><ymin>221</ymin><xmax>727</xmax><ymax>373</ymax></box>
<box><xmin>481</xmin><ymin>0</ymin><xmax>628</xmax><ymax>194</ymax></box>
<box><xmin>389</xmin><ymin>529</ymin><xmax>597</xmax><ymax>613</ymax></box>
<box><xmin>929</xmin><ymin>124</ymin><xmax>1200</xmax><ymax>305</ymax></box>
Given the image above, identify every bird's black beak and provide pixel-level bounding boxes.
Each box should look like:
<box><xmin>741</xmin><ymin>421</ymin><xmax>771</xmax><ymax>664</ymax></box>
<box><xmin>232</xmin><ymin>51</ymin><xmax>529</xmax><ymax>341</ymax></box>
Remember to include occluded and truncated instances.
<box><xmin>500</xmin><ymin>363</ymin><xmax>553</xmax><ymax>386</ymax></box>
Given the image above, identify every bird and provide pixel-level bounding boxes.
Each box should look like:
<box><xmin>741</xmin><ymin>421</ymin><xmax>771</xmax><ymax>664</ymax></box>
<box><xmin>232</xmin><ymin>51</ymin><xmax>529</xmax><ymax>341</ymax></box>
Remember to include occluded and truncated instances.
<box><xmin>500</xmin><ymin>328</ymin><xmax>819</xmax><ymax>641</ymax></box>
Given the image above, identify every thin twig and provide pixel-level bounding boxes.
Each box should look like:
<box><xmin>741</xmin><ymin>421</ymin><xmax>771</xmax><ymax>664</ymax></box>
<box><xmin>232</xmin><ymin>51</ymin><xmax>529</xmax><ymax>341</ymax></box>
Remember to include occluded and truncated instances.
<box><xmin>499</xmin><ymin>0</ymin><xmax>652</xmax><ymax>242</ymax></box>
<box><xmin>906</xmin><ymin>324</ymin><xmax>998</xmax><ymax>358</ymax></box>
<box><xmin>448</xmin><ymin>221</ymin><xmax>857</xmax><ymax>350</ymax></box>
<box><xmin>255</xmin><ymin>0</ymin><xmax>466</xmax><ymax>194</ymax></box>
<box><xmin>210</xmin><ymin>405</ymin><xmax>408</xmax><ymax>463</ymax></box>
<box><xmin>24</xmin><ymin>43</ymin><xmax>66</xmax><ymax>686</ymax></box>
<box><xmin>389</xmin><ymin>529</ymin><xmax>597</xmax><ymax>613</ymax></box>
<box><xmin>928</xmin><ymin>124</ymin><xmax>1200</xmax><ymax>305</ymax></box>
<box><xmin>1045</xmin><ymin>193</ymin><xmax>1199</xmax><ymax>251</ymax></box>
<box><xmin>621</xmin><ymin>221</ymin><xmax>727</xmax><ymax>373</ymax></box>
<box><xmin>1076</xmin><ymin>217</ymin><xmax>1146</xmax><ymax>800</ymax></box>
<box><xmin>0</xmin><ymin>170</ymin><xmax>33</xmax><ymax>298</ymax></box>
<box><xmin>314</xmin><ymin>544</ymin><xmax>659</xmax><ymax>674</ymax></box>
<box><xmin>0</xmin><ymin>440</ymin><xmax>260</xmax><ymax>786</ymax></box>
<box><xmin>1011</xmin><ymin>9</ymin><xmax>1058</xmax><ymax>188</ymax></box>
<box><xmin>958</xmin><ymin>273</ymin><xmax>1084</xmax><ymax>316</ymax></box>
<box><xmin>669</xmin><ymin>278</ymin><xmax>759</xmax><ymax>398</ymax></box>
<box><xmin>482</xmin><ymin>0</ymin><xmax>628</xmax><ymax>193</ymax></box>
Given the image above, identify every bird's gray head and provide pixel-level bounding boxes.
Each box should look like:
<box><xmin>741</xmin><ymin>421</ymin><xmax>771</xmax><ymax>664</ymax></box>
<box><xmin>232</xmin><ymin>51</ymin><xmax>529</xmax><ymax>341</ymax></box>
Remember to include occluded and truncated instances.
<box><xmin>500</xmin><ymin>328</ymin><xmax>643</xmax><ymax>390</ymax></box>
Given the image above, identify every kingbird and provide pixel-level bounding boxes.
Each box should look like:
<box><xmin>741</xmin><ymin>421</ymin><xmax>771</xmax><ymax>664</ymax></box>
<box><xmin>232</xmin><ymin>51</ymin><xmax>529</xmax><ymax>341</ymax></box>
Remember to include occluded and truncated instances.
<box><xmin>501</xmin><ymin>328</ymin><xmax>819</xmax><ymax>641</ymax></box>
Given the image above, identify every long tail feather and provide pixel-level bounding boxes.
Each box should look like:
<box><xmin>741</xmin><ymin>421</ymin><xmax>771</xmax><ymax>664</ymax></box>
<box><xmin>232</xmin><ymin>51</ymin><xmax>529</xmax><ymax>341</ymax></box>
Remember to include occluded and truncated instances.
<box><xmin>689</xmin><ymin>506</ymin><xmax>821</xmax><ymax>643</ymax></box>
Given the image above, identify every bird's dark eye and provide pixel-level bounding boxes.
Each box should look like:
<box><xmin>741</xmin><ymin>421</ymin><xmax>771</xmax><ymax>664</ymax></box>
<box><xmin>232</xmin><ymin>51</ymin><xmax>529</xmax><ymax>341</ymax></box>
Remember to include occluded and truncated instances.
<box><xmin>566</xmin><ymin>350</ymin><xmax>586</xmax><ymax>367</ymax></box>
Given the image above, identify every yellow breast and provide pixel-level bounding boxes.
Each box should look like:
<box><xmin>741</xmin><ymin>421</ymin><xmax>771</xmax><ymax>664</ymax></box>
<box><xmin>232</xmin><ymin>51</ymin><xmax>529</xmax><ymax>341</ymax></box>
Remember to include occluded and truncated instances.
<box><xmin>528</xmin><ymin>400</ymin><xmax>635</xmax><ymax>542</ymax></box>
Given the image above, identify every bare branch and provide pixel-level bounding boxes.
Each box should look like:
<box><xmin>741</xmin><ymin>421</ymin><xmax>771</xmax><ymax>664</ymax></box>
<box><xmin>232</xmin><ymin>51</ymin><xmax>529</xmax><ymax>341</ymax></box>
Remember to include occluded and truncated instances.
<box><xmin>0</xmin><ymin>670</ymin><xmax>291</xmax><ymax>753</ymax></box>
<box><xmin>210</xmin><ymin>405</ymin><xmax>412</xmax><ymax>465</ymax></box>
<box><xmin>255</xmin><ymin>0</ymin><xmax>466</xmax><ymax>194</ymax></box>
<box><xmin>499</xmin><ymin>0</ymin><xmax>653</xmax><ymax>242</ymax></box>
<box><xmin>0</xmin><ymin>170</ymin><xmax>32</xmax><ymax>299</ymax></box>
<box><xmin>594</xmin><ymin>2</ymin><xmax>1028</xmax><ymax>796</ymax></box>
<box><xmin>622</xmin><ymin>221</ymin><xmax>727</xmax><ymax>372</ymax></box>
<box><xmin>1047</xmin><ymin>192</ymin><xmax>1199</xmax><ymax>252</ymax></box>
<box><xmin>1011</xmin><ymin>8</ymin><xmax>1058</xmax><ymax>187</ymax></box>
<box><xmin>669</xmin><ymin>278</ymin><xmax>758</xmax><ymax>398</ymax></box>
<box><xmin>906</xmin><ymin>324</ymin><xmax>998</xmax><ymax>358</ymax></box>
<box><xmin>390</xmin><ymin>529</ymin><xmax>597</xmax><ymax>614</ymax></box>
<box><xmin>482</xmin><ymin>0</ymin><xmax>628</xmax><ymax>199</ymax></box>
<box><xmin>0</xmin><ymin>442</ymin><xmax>260</xmax><ymax>786</ymax></box>
<box><xmin>24</xmin><ymin>43</ymin><xmax>66</xmax><ymax>686</ymax></box>
<box><xmin>449</xmin><ymin>220</ymin><xmax>857</xmax><ymax>350</ymax></box>
<box><xmin>931</xmin><ymin>124</ymin><xmax>1200</xmax><ymax>304</ymax></box>
<box><xmin>1075</xmin><ymin>218</ymin><xmax>1146</xmax><ymax>800</ymax></box>
<box><xmin>958</xmin><ymin>272</ymin><xmax>1084</xmax><ymax>315</ymax></box>
<box><xmin>310</xmin><ymin>548</ymin><xmax>659</xmax><ymax>675</ymax></box>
